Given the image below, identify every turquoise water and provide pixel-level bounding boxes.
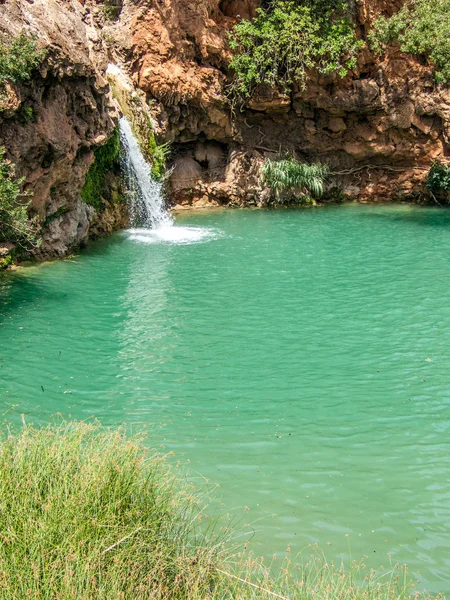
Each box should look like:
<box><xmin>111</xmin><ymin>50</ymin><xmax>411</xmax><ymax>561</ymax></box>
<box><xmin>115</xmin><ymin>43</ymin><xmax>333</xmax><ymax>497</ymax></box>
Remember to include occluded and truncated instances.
<box><xmin>2</xmin><ymin>204</ymin><xmax>450</xmax><ymax>594</ymax></box>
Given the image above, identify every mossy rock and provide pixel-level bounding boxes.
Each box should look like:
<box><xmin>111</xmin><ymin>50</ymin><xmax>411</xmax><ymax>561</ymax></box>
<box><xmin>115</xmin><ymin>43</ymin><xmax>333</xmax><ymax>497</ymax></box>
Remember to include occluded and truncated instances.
<box><xmin>81</xmin><ymin>129</ymin><xmax>122</xmax><ymax>209</ymax></box>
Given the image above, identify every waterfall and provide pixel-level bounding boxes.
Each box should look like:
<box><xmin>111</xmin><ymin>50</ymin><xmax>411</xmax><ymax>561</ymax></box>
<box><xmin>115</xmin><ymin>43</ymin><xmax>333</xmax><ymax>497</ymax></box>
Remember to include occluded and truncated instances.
<box><xmin>118</xmin><ymin>117</ymin><xmax>173</xmax><ymax>229</ymax></box>
<box><xmin>118</xmin><ymin>114</ymin><xmax>218</xmax><ymax>245</ymax></box>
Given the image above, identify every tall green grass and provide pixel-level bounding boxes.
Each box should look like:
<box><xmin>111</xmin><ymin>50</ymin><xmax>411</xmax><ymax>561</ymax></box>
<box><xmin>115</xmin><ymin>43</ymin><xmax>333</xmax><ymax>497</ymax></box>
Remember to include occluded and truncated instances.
<box><xmin>0</xmin><ymin>422</ymin><xmax>440</xmax><ymax>599</ymax></box>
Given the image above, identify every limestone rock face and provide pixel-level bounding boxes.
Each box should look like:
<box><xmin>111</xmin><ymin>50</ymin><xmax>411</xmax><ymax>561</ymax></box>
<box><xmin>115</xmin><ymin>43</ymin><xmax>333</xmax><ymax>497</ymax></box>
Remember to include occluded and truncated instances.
<box><xmin>0</xmin><ymin>0</ymin><xmax>127</xmax><ymax>259</ymax></box>
<box><xmin>111</xmin><ymin>0</ymin><xmax>450</xmax><ymax>205</ymax></box>
<box><xmin>3</xmin><ymin>0</ymin><xmax>450</xmax><ymax>240</ymax></box>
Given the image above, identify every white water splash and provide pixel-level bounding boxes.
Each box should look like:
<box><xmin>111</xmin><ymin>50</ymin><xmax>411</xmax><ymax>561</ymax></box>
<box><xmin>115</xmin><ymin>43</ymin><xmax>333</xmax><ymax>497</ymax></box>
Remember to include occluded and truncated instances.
<box><xmin>119</xmin><ymin>116</ymin><xmax>173</xmax><ymax>228</ymax></box>
<box><xmin>119</xmin><ymin>115</ymin><xmax>220</xmax><ymax>245</ymax></box>
<box><xmin>127</xmin><ymin>226</ymin><xmax>220</xmax><ymax>245</ymax></box>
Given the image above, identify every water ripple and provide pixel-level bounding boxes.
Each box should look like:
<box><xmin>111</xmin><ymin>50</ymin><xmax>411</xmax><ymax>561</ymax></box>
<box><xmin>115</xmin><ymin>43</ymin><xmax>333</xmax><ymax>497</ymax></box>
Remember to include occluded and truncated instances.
<box><xmin>2</xmin><ymin>205</ymin><xmax>450</xmax><ymax>593</ymax></box>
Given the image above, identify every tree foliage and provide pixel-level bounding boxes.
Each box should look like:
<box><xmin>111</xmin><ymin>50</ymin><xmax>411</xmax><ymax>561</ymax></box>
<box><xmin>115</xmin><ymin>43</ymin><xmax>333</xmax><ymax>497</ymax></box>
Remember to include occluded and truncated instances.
<box><xmin>0</xmin><ymin>146</ymin><xmax>37</xmax><ymax>248</ymax></box>
<box><xmin>228</xmin><ymin>0</ymin><xmax>363</xmax><ymax>102</ymax></box>
<box><xmin>426</xmin><ymin>161</ymin><xmax>450</xmax><ymax>202</ymax></box>
<box><xmin>261</xmin><ymin>158</ymin><xmax>329</xmax><ymax>202</ymax></box>
<box><xmin>369</xmin><ymin>0</ymin><xmax>450</xmax><ymax>84</ymax></box>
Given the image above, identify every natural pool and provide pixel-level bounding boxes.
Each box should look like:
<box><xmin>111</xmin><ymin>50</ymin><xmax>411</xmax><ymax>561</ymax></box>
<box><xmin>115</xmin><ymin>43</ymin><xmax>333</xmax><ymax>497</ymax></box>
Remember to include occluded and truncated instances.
<box><xmin>1</xmin><ymin>204</ymin><xmax>450</xmax><ymax>594</ymax></box>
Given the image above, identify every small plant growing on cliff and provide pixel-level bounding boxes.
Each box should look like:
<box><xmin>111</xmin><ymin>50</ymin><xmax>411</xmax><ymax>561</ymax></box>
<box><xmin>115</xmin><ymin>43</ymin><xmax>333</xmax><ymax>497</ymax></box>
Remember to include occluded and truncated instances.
<box><xmin>144</xmin><ymin>115</ymin><xmax>171</xmax><ymax>181</ymax></box>
<box><xmin>369</xmin><ymin>0</ymin><xmax>450</xmax><ymax>84</ymax></box>
<box><xmin>228</xmin><ymin>0</ymin><xmax>363</xmax><ymax>103</ymax></box>
<box><xmin>0</xmin><ymin>32</ymin><xmax>46</xmax><ymax>86</ymax></box>
<box><xmin>81</xmin><ymin>129</ymin><xmax>122</xmax><ymax>209</ymax></box>
<box><xmin>261</xmin><ymin>158</ymin><xmax>329</xmax><ymax>202</ymax></box>
<box><xmin>19</xmin><ymin>105</ymin><xmax>34</xmax><ymax>124</ymax></box>
<box><xmin>102</xmin><ymin>0</ymin><xmax>123</xmax><ymax>21</ymax></box>
<box><xmin>426</xmin><ymin>161</ymin><xmax>450</xmax><ymax>203</ymax></box>
<box><xmin>0</xmin><ymin>146</ymin><xmax>37</xmax><ymax>248</ymax></box>
<box><xmin>149</xmin><ymin>139</ymin><xmax>171</xmax><ymax>181</ymax></box>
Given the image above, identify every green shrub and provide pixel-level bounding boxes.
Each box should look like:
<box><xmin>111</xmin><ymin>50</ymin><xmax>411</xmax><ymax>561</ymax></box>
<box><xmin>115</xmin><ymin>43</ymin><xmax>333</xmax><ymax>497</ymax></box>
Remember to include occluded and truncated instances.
<box><xmin>0</xmin><ymin>420</ymin><xmax>437</xmax><ymax>599</ymax></box>
<box><xmin>0</xmin><ymin>146</ymin><xmax>37</xmax><ymax>248</ymax></box>
<box><xmin>426</xmin><ymin>161</ymin><xmax>450</xmax><ymax>202</ymax></box>
<box><xmin>0</xmin><ymin>32</ymin><xmax>46</xmax><ymax>86</ymax></box>
<box><xmin>228</xmin><ymin>0</ymin><xmax>363</xmax><ymax>102</ymax></box>
<box><xmin>369</xmin><ymin>0</ymin><xmax>450</xmax><ymax>84</ymax></box>
<box><xmin>81</xmin><ymin>129</ymin><xmax>122</xmax><ymax>209</ymax></box>
<box><xmin>261</xmin><ymin>158</ymin><xmax>329</xmax><ymax>202</ymax></box>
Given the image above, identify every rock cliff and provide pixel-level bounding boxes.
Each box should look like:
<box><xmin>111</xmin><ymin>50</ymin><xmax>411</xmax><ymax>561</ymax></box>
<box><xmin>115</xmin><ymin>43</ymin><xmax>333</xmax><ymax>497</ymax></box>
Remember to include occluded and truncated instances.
<box><xmin>113</xmin><ymin>0</ymin><xmax>450</xmax><ymax>207</ymax></box>
<box><xmin>1</xmin><ymin>0</ymin><xmax>450</xmax><ymax>264</ymax></box>
<box><xmin>0</xmin><ymin>0</ymin><xmax>127</xmax><ymax>262</ymax></box>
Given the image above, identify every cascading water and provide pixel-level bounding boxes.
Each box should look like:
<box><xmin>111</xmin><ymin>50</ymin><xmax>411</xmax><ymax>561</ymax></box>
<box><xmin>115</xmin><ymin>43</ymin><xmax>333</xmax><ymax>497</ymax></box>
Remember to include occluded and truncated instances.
<box><xmin>119</xmin><ymin>116</ymin><xmax>173</xmax><ymax>229</ymax></box>
<box><xmin>118</xmin><ymin>115</ymin><xmax>219</xmax><ymax>245</ymax></box>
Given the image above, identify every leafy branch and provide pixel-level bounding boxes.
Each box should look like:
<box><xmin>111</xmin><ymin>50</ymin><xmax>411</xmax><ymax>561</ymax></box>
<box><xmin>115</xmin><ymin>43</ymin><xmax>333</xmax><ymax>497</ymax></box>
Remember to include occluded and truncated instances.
<box><xmin>369</xmin><ymin>0</ymin><xmax>450</xmax><ymax>85</ymax></box>
<box><xmin>0</xmin><ymin>146</ymin><xmax>38</xmax><ymax>249</ymax></box>
<box><xmin>0</xmin><ymin>32</ymin><xmax>46</xmax><ymax>86</ymax></box>
<box><xmin>228</xmin><ymin>0</ymin><xmax>363</xmax><ymax>104</ymax></box>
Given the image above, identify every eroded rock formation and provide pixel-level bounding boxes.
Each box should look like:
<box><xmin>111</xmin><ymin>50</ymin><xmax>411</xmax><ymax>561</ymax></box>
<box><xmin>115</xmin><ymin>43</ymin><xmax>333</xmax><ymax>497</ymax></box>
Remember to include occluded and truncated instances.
<box><xmin>111</xmin><ymin>0</ymin><xmax>450</xmax><ymax>207</ymax></box>
<box><xmin>1</xmin><ymin>0</ymin><xmax>450</xmax><ymax>264</ymax></box>
<box><xmin>0</xmin><ymin>0</ymin><xmax>127</xmax><ymax>260</ymax></box>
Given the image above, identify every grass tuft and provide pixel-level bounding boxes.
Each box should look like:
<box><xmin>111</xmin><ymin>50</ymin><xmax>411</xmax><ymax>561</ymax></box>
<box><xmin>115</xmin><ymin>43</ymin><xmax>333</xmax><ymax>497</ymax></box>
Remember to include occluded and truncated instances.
<box><xmin>0</xmin><ymin>421</ymin><xmax>218</xmax><ymax>598</ymax></box>
<box><xmin>261</xmin><ymin>158</ymin><xmax>329</xmax><ymax>203</ymax></box>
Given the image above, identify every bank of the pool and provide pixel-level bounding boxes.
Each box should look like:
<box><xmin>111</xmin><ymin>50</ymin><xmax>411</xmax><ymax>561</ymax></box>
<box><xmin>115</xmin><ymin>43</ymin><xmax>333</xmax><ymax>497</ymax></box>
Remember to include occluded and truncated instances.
<box><xmin>0</xmin><ymin>421</ymin><xmax>441</xmax><ymax>600</ymax></box>
<box><xmin>169</xmin><ymin>199</ymin><xmax>433</xmax><ymax>215</ymax></box>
